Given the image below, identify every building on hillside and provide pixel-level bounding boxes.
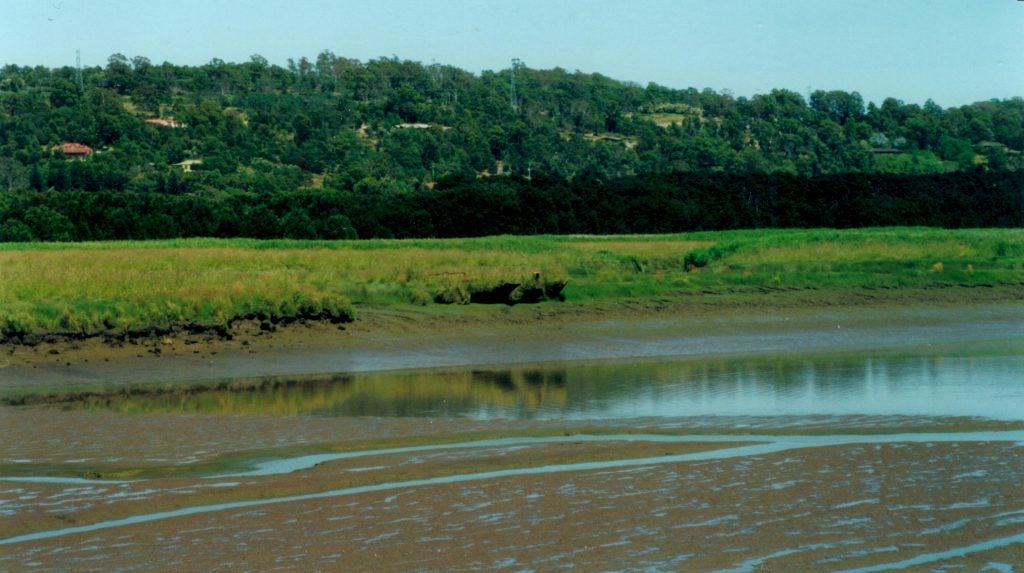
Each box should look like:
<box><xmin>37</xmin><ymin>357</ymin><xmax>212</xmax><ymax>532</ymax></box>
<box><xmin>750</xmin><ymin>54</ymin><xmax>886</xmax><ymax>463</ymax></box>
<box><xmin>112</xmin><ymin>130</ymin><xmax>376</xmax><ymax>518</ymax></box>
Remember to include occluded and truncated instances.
<box><xmin>145</xmin><ymin>118</ymin><xmax>186</xmax><ymax>128</ymax></box>
<box><xmin>173</xmin><ymin>159</ymin><xmax>203</xmax><ymax>172</ymax></box>
<box><xmin>50</xmin><ymin>142</ymin><xmax>94</xmax><ymax>157</ymax></box>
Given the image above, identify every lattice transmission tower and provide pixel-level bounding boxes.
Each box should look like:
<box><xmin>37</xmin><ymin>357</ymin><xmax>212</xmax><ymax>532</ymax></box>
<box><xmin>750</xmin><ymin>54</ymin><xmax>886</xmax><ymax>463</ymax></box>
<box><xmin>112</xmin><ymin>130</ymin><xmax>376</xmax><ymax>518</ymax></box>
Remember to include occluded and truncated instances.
<box><xmin>75</xmin><ymin>50</ymin><xmax>84</xmax><ymax>93</ymax></box>
<box><xmin>509</xmin><ymin>58</ymin><xmax>522</xmax><ymax>111</ymax></box>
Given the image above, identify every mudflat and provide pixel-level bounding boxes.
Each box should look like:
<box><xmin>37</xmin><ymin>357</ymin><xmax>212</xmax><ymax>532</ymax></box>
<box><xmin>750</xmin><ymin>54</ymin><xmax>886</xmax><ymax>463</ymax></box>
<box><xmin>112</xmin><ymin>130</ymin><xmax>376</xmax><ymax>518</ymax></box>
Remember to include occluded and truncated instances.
<box><xmin>2</xmin><ymin>294</ymin><xmax>1022</xmax><ymax>571</ymax></box>
<box><xmin>2</xmin><ymin>422</ymin><xmax>1023</xmax><ymax>571</ymax></box>
<box><xmin>2</xmin><ymin>288</ymin><xmax>1022</xmax><ymax>391</ymax></box>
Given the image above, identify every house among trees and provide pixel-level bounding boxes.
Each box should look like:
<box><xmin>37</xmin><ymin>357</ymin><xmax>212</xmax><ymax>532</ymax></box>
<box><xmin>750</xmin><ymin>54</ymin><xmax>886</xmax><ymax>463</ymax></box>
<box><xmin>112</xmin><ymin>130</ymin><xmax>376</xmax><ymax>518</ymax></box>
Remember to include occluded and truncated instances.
<box><xmin>144</xmin><ymin>118</ymin><xmax>185</xmax><ymax>128</ymax></box>
<box><xmin>173</xmin><ymin>159</ymin><xmax>203</xmax><ymax>172</ymax></box>
<box><xmin>50</xmin><ymin>142</ymin><xmax>94</xmax><ymax>158</ymax></box>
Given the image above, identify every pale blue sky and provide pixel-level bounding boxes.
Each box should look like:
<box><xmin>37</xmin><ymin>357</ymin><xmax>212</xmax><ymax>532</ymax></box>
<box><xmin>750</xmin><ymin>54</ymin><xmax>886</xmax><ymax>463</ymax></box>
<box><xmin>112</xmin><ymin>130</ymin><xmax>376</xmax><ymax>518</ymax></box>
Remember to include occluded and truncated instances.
<box><xmin>2</xmin><ymin>0</ymin><xmax>1021</xmax><ymax>107</ymax></box>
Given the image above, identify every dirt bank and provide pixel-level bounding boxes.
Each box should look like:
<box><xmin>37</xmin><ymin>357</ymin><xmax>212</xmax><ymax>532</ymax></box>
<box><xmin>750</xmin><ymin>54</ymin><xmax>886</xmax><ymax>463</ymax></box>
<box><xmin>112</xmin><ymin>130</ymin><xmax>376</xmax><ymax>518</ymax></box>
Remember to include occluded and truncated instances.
<box><xmin>2</xmin><ymin>285</ymin><xmax>1022</xmax><ymax>391</ymax></box>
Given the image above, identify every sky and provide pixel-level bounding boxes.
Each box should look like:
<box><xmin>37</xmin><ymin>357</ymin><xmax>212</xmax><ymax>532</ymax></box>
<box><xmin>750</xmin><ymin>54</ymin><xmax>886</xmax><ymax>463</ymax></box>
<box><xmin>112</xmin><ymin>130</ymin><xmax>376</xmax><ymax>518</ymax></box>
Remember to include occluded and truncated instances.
<box><xmin>1</xmin><ymin>0</ymin><xmax>1021</xmax><ymax>107</ymax></box>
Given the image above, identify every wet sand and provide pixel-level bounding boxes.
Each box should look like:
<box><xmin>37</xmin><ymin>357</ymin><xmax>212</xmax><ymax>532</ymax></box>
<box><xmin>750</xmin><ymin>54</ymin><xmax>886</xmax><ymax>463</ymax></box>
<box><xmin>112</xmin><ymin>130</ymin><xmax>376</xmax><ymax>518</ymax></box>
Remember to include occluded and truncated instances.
<box><xmin>2</xmin><ymin>431</ymin><xmax>1022</xmax><ymax>571</ymax></box>
<box><xmin>3</xmin><ymin>404</ymin><xmax>1022</xmax><ymax>473</ymax></box>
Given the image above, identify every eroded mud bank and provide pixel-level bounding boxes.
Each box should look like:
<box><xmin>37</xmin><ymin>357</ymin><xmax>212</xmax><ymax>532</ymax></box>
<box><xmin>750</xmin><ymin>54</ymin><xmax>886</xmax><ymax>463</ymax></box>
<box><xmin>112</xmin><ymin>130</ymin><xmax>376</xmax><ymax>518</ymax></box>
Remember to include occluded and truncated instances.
<box><xmin>3</xmin><ymin>301</ymin><xmax>1022</xmax><ymax>393</ymax></box>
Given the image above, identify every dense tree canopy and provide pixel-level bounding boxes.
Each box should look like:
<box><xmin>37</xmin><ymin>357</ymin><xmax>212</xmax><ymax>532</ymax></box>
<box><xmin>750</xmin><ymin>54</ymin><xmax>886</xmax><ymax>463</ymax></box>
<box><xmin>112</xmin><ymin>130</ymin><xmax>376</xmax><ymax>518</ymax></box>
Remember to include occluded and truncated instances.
<box><xmin>0</xmin><ymin>53</ymin><xmax>1021</xmax><ymax>240</ymax></box>
<box><xmin>1</xmin><ymin>172</ymin><xmax>1020</xmax><ymax>242</ymax></box>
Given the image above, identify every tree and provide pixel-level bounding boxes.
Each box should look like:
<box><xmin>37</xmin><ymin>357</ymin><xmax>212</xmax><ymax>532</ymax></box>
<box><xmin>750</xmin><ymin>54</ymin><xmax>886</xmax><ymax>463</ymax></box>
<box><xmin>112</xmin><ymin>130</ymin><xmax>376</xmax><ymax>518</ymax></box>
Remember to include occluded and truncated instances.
<box><xmin>279</xmin><ymin>208</ymin><xmax>317</xmax><ymax>238</ymax></box>
<box><xmin>0</xmin><ymin>219</ymin><xmax>35</xmax><ymax>241</ymax></box>
<box><xmin>979</xmin><ymin>144</ymin><xmax>1009</xmax><ymax>171</ymax></box>
<box><xmin>24</xmin><ymin>204</ymin><xmax>75</xmax><ymax>241</ymax></box>
<box><xmin>48</xmin><ymin>77</ymin><xmax>80</xmax><ymax>108</ymax></box>
<box><xmin>810</xmin><ymin>90</ymin><xmax>864</xmax><ymax>125</ymax></box>
<box><xmin>247</xmin><ymin>54</ymin><xmax>271</xmax><ymax>92</ymax></box>
<box><xmin>0</xmin><ymin>157</ymin><xmax>27</xmax><ymax>191</ymax></box>
<box><xmin>320</xmin><ymin>213</ymin><xmax>358</xmax><ymax>239</ymax></box>
<box><xmin>104</xmin><ymin>53</ymin><xmax>134</xmax><ymax>94</ymax></box>
<box><xmin>937</xmin><ymin>135</ymin><xmax>975</xmax><ymax>170</ymax></box>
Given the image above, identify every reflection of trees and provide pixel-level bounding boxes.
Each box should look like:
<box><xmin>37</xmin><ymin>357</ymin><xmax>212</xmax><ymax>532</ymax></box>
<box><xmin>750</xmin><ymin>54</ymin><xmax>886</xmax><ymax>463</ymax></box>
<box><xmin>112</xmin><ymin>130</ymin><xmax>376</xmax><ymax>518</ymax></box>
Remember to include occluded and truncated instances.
<box><xmin>553</xmin><ymin>355</ymin><xmax>881</xmax><ymax>411</ymax></box>
<box><xmin>29</xmin><ymin>351</ymin><xmax>985</xmax><ymax>418</ymax></box>
<box><xmin>46</xmin><ymin>368</ymin><xmax>570</xmax><ymax>418</ymax></box>
<box><xmin>469</xmin><ymin>369</ymin><xmax>568</xmax><ymax>413</ymax></box>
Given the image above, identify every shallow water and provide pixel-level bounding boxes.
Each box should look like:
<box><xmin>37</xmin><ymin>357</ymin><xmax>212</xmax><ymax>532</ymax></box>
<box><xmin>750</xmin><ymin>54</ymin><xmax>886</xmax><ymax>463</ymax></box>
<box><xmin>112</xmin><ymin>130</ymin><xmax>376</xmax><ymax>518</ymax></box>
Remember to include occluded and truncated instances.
<box><xmin>36</xmin><ymin>338</ymin><xmax>1024</xmax><ymax>422</ymax></box>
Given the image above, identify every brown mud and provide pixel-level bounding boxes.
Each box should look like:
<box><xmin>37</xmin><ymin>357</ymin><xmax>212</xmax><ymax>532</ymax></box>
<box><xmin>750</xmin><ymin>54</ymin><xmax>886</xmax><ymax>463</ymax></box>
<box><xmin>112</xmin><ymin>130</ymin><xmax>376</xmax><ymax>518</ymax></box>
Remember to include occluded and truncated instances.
<box><xmin>2</xmin><ymin>434</ymin><xmax>1022</xmax><ymax>572</ymax></box>
<box><xmin>0</xmin><ymin>437</ymin><xmax>746</xmax><ymax>539</ymax></box>
<box><xmin>2</xmin><ymin>285</ymin><xmax>1022</xmax><ymax>391</ymax></box>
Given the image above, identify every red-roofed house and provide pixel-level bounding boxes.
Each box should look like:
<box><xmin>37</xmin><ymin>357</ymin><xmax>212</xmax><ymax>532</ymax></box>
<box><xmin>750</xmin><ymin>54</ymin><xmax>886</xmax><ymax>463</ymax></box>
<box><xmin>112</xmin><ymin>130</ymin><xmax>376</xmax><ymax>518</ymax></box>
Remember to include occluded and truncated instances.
<box><xmin>50</xmin><ymin>142</ymin><xmax>94</xmax><ymax>157</ymax></box>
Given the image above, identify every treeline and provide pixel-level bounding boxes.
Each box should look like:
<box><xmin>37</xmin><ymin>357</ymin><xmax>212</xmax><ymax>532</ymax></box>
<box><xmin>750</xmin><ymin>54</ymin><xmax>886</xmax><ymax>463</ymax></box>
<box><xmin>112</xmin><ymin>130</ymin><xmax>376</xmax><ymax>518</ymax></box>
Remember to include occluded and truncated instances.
<box><xmin>1</xmin><ymin>52</ymin><xmax>1022</xmax><ymax>203</ymax></box>
<box><xmin>2</xmin><ymin>53</ymin><xmax>1022</xmax><ymax>242</ymax></box>
<box><xmin>2</xmin><ymin>171</ymin><xmax>1020</xmax><ymax>242</ymax></box>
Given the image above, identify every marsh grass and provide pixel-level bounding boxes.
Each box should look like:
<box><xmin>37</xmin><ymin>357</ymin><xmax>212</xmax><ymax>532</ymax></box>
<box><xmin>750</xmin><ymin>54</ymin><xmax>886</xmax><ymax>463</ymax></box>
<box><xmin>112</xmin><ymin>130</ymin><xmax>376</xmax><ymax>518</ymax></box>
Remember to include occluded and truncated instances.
<box><xmin>2</xmin><ymin>228</ymin><xmax>1022</xmax><ymax>338</ymax></box>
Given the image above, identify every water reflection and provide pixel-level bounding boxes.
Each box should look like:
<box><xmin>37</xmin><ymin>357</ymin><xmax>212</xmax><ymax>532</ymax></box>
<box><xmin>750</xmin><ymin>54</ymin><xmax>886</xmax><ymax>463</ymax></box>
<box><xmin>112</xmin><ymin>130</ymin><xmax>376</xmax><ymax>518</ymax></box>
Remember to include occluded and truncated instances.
<box><xmin>17</xmin><ymin>345</ymin><xmax>1024</xmax><ymax>421</ymax></box>
<box><xmin>22</xmin><ymin>369</ymin><xmax>569</xmax><ymax>418</ymax></box>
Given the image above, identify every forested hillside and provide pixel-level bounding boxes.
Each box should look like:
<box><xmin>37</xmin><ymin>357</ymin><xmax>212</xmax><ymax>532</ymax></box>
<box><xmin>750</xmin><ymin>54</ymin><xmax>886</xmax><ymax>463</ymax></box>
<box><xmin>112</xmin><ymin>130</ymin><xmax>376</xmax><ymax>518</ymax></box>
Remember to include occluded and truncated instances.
<box><xmin>1</xmin><ymin>52</ymin><xmax>1022</xmax><ymax>240</ymax></box>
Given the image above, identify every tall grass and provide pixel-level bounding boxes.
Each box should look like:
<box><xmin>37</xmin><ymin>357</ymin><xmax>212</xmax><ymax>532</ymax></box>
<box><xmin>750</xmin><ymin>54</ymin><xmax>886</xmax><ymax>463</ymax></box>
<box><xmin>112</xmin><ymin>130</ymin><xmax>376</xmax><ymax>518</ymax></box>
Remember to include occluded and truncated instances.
<box><xmin>2</xmin><ymin>228</ymin><xmax>1022</xmax><ymax>338</ymax></box>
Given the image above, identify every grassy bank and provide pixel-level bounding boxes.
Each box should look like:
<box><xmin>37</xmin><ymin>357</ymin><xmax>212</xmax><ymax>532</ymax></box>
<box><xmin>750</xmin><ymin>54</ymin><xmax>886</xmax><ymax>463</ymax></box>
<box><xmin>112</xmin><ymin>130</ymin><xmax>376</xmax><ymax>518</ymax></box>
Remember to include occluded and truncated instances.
<box><xmin>2</xmin><ymin>227</ymin><xmax>1023</xmax><ymax>342</ymax></box>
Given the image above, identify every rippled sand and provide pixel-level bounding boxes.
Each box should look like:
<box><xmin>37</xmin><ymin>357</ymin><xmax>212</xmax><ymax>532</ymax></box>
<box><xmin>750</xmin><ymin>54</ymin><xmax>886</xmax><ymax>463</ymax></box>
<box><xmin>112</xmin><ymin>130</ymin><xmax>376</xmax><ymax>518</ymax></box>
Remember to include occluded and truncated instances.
<box><xmin>2</xmin><ymin>412</ymin><xmax>1023</xmax><ymax>571</ymax></box>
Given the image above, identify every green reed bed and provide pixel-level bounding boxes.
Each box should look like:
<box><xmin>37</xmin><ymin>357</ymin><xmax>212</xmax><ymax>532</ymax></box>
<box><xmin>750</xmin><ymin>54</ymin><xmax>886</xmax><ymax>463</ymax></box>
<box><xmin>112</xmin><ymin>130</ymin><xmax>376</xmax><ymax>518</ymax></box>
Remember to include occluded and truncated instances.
<box><xmin>2</xmin><ymin>228</ymin><xmax>1022</xmax><ymax>340</ymax></box>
